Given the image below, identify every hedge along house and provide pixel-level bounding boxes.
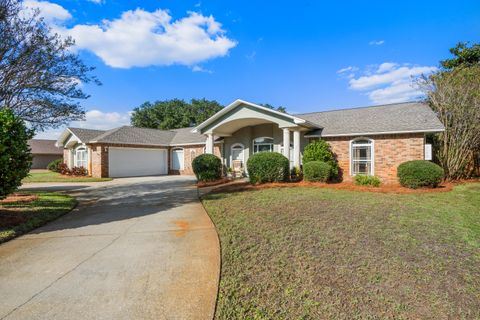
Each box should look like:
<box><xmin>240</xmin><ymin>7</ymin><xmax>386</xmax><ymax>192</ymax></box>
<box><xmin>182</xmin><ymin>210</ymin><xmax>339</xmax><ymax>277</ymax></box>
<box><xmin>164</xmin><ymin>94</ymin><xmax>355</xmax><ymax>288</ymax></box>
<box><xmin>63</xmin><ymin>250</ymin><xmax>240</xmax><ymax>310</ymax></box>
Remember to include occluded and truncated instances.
<box><xmin>56</xmin><ymin>99</ymin><xmax>444</xmax><ymax>183</ymax></box>
<box><xmin>193</xmin><ymin>99</ymin><xmax>444</xmax><ymax>184</ymax></box>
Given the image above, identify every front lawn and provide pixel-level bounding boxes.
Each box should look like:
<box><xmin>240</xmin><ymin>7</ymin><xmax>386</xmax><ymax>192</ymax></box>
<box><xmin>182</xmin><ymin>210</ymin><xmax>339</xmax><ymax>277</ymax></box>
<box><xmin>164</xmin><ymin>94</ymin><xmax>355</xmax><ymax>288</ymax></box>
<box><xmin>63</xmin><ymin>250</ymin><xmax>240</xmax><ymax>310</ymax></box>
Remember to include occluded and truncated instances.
<box><xmin>23</xmin><ymin>171</ymin><xmax>112</xmax><ymax>183</ymax></box>
<box><xmin>0</xmin><ymin>192</ymin><xmax>76</xmax><ymax>243</ymax></box>
<box><xmin>202</xmin><ymin>183</ymin><xmax>480</xmax><ymax>319</ymax></box>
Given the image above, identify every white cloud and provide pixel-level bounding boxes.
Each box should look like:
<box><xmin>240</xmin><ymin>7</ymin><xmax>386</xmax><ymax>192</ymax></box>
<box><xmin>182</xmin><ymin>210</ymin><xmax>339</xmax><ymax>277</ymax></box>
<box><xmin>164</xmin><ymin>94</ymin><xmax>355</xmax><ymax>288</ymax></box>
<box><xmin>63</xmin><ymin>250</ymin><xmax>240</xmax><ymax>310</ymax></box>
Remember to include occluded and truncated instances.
<box><xmin>349</xmin><ymin>64</ymin><xmax>436</xmax><ymax>90</ymax></box>
<box><xmin>341</xmin><ymin>63</ymin><xmax>437</xmax><ymax>105</ymax></box>
<box><xmin>34</xmin><ymin>109</ymin><xmax>131</xmax><ymax>139</ymax></box>
<box><xmin>376</xmin><ymin>62</ymin><xmax>398</xmax><ymax>73</ymax></box>
<box><xmin>88</xmin><ymin>0</ymin><xmax>104</xmax><ymax>4</ymax></box>
<box><xmin>23</xmin><ymin>0</ymin><xmax>71</xmax><ymax>22</ymax></box>
<box><xmin>369</xmin><ymin>40</ymin><xmax>385</xmax><ymax>45</ymax></box>
<box><xmin>337</xmin><ymin>66</ymin><xmax>358</xmax><ymax>74</ymax></box>
<box><xmin>192</xmin><ymin>65</ymin><xmax>212</xmax><ymax>73</ymax></box>
<box><xmin>24</xmin><ymin>2</ymin><xmax>237</xmax><ymax>69</ymax></box>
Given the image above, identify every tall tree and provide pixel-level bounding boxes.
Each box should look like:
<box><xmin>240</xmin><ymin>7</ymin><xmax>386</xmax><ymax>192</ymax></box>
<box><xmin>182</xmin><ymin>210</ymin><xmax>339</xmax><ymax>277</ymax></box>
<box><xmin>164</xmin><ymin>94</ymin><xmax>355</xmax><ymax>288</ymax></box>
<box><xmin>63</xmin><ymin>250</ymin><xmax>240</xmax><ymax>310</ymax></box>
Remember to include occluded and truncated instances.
<box><xmin>440</xmin><ymin>42</ymin><xmax>480</xmax><ymax>70</ymax></box>
<box><xmin>0</xmin><ymin>0</ymin><xmax>99</xmax><ymax>130</ymax></box>
<box><xmin>419</xmin><ymin>65</ymin><xmax>480</xmax><ymax>179</ymax></box>
<box><xmin>131</xmin><ymin>99</ymin><xmax>223</xmax><ymax>130</ymax></box>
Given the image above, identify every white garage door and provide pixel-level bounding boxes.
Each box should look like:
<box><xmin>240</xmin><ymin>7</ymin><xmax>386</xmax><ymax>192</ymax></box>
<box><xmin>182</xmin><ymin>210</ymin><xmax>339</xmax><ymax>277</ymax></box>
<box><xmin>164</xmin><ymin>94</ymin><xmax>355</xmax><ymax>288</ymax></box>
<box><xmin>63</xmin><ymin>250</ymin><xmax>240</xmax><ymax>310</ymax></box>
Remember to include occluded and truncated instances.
<box><xmin>108</xmin><ymin>147</ymin><xmax>167</xmax><ymax>177</ymax></box>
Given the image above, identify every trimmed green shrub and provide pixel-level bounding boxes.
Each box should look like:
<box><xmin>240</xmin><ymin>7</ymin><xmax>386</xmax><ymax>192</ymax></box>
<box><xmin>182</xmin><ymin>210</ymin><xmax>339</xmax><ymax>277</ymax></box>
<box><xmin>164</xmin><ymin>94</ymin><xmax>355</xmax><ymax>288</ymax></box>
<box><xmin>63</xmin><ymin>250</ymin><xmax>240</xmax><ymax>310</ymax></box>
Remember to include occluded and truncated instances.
<box><xmin>47</xmin><ymin>158</ymin><xmax>64</xmax><ymax>172</ymax></box>
<box><xmin>397</xmin><ymin>160</ymin><xmax>444</xmax><ymax>189</ymax></box>
<box><xmin>303</xmin><ymin>140</ymin><xmax>339</xmax><ymax>177</ymax></box>
<box><xmin>192</xmin><ymin>154</ymin><xmax>222</xmax><ymax>182</ymax></box>
<box><xmin>354</xmin><ymin>175</ymin><xmax>381</xmax><ymax>187</ymax></box>
<box><xmin>0</xmin><ymin>109</ymin><xmax>33</xmax><ymax>199</ymax></box>
<box><xmin>303</xmin><ymin>161</ymin><xmax>331</xmax><ymax>182</ymax></box>
<box><xmin>247</xmin><ymin>152</ymin><xmax>289</xmax><ymax>184</ymax></box>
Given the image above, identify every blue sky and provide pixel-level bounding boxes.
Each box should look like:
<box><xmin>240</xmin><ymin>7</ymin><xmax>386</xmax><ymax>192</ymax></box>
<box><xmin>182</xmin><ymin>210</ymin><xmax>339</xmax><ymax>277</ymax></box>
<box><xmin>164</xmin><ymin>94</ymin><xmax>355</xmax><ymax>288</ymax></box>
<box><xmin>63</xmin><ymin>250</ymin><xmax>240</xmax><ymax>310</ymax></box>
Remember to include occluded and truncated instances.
<box><xmin>27</xmin><ymin>0</ymin><xmax>480</xmax><ymax>137</ymax></box>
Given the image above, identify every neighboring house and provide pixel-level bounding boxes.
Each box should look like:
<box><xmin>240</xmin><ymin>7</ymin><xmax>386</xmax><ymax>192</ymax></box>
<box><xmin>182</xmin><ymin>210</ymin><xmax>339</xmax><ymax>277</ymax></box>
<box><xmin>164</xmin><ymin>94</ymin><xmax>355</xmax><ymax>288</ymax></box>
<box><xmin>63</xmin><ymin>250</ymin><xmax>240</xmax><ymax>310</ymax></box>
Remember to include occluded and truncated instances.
<box><xmin>28</xmin><ymin>139</ymin><xmax>64</xmax><ymax>169</ymax></box>
<box><xmin>56</xmin><ymin>99</ymin><xmax>444</xmax><ymax>183</ymax></box>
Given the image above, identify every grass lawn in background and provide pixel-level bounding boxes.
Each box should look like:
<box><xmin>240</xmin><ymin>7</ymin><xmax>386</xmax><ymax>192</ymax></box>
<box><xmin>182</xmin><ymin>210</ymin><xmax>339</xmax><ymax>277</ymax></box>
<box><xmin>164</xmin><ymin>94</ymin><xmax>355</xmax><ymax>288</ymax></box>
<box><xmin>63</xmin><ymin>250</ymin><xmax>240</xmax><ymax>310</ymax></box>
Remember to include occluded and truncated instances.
<box><xmin>202</xmin><ymin>183</ymin><xmax>480</xmax><ymax>319</ymax></box>
<box><xmin>0</xmin><ymin>192</ymin><xmax>76</xmax><ymax>243</ymax></box>
<box><xmin>23</xmin><ymin>170</ymin><xmax>112</xmax><ymax>183</ymax></box>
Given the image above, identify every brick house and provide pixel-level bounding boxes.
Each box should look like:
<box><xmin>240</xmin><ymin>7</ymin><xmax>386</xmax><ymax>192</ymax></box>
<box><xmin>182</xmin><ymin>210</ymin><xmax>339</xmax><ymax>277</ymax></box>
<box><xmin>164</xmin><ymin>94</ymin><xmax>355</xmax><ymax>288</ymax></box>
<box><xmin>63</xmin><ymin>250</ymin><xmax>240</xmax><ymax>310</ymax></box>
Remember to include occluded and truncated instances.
<box><xmin>28</xmin><ymin>139</ymin><xmax>63</xmax><ymax>169</ymax></box>
<box><xmin>56</xmin><ymin>99</ymin><xmax>444</xmax><ymax>183</ymax></box>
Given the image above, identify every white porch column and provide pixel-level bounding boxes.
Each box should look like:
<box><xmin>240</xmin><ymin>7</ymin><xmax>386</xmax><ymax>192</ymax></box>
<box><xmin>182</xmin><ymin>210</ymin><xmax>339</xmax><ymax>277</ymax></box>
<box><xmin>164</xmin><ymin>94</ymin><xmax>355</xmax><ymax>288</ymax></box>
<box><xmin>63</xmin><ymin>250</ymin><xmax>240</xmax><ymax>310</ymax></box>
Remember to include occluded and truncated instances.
<box><xmin>205</xmin><ymin>133</ymin><xmax>214</xmax><ymax>154</ymax></box>
<box><xmin>282</xmin><ymin>128</ymin><xmax>290</xmax><ymax>161</ymax></box>
<box><xmin>293</xmin><ymin>130</ymin><xmax>301</xmax><ymax>168</ymax></box>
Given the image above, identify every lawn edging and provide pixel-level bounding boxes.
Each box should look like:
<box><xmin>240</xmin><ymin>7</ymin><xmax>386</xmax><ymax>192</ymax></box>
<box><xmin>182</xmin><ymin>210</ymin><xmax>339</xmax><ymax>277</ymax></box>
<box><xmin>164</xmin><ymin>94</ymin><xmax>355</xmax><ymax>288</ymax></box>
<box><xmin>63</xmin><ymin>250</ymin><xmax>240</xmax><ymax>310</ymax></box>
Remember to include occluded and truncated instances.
<box><xmin>196</xmin><ymin>186</ymin><xmax>223</xmax><ymax>320</ymax></box>
<box><xmin>0</xmin><ymin>192</ymin><xmax>77</xmax><ymax>243</ymax></box>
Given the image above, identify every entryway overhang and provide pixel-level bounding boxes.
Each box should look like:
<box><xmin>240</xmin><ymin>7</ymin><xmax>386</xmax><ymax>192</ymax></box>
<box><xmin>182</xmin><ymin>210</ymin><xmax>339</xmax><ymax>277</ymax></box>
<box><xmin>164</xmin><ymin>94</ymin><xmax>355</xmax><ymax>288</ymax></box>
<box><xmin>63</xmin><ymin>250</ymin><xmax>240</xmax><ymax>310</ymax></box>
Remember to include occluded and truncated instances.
<box><xmin>192</xmin><ymin>99</ymin><xmax>319</xmax><ymax>135</ymax></box>
<box><xmin>192</xmin><ymin>99</ymin><xmax>321</xmax><ymax>167</ymax></box>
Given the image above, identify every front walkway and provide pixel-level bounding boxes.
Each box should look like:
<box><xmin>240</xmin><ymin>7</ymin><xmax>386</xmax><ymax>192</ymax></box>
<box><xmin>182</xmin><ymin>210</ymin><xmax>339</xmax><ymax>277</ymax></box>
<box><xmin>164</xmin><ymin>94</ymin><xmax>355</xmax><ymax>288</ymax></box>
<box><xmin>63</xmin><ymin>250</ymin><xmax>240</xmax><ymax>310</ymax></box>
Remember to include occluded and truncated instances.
<box><xmin>0</xmin><ymin>176</ymin><xmax>220</xmax><ymax>320</ymax></box>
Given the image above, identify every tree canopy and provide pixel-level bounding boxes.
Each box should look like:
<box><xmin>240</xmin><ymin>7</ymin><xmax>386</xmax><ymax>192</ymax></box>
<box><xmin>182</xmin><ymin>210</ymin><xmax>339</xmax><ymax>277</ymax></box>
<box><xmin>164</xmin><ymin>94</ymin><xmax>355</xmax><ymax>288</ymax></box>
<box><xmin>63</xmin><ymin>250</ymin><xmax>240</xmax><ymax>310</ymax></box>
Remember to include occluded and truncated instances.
<box><xmin>440</xmin><ymin>42</ymin><xmax>480</xmax><ymax>70</ymax></box>
<box><xmin>259</xmin><ymin>103</ymin><xmax>287</xmax><ymax>113</ymax></box>
<box><xmin>130</xmin><ymin>99</ymin><xmax>223</xmax><ymax>130</ymax></box>
<box><xmin>0</xmin><ymin>0</ymin><xmax>99</xmax><ymax>130</ymax></box>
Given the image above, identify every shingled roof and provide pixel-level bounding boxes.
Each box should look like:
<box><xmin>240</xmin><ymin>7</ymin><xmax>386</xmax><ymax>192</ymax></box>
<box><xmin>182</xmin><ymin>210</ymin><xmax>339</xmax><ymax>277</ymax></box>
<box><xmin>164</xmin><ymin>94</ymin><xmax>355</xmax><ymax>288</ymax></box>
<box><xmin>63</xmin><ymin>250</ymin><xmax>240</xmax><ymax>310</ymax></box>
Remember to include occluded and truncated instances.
<box><xmin>68</xmin><ymin>128</ymin><xmax>106</xmax><ymax>142</ymax></box>
<box><xmin>28</xmin><ymin>139</ymin><xmax>63</xmax><ymax>155</ymax></box>
<box><xmin>59</xmin><ymin>101</ymin><xmax>444</xmax><ymax>147</ymax></box>
<box><xmin>298</xmin><ymin>102</ymin><xmax>444</xmax><ymax>137</ymax></box>
<box><xmin>62</xmin><ymin>126</ymin><xmax>207</xmax><ymax>146</ymax></box>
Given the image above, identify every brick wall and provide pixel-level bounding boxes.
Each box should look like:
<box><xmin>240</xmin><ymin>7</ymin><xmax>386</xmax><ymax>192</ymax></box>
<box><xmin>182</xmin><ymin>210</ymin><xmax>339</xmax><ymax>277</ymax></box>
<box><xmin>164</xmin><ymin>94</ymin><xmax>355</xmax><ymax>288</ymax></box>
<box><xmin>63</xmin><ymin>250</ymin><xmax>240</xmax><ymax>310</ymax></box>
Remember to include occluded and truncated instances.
<box><xmin>89</xmin><ymin>144</ymin><xmax>109</xmax><ymax>178</ymax></box>
<box><xmin>169</xmin><ymin>144</ymin><xmax>221</xmax><ymax>175</ymax></box>
<box><xmin>322</xmin><ymin>133</ymin><xmax>425</xmax><ymax>184</ymax></box>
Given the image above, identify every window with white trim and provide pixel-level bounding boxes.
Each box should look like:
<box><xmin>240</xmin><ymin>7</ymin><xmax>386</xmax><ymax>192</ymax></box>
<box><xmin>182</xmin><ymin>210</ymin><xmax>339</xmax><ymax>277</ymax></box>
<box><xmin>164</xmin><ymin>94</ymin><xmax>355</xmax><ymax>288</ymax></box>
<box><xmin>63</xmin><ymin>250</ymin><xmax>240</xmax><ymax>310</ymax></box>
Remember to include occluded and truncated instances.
<box><xmin>74</xmin><ymin>146</ymin><xmax>88</xmax><ymax>168</ymax></box>
<box><xmin>231</xmin><ymin>144</ymin><xmax>244</xmax><ymax>162</ymax></box>
<box><xmin>351</xmin><ymin>138</ymin><xmax>373</xmax><ymax>175</ymax></box>
<box><xmin>253</xmin><ymin>137</ymin><xmax>274</xmax><ymax>153</ymax></box>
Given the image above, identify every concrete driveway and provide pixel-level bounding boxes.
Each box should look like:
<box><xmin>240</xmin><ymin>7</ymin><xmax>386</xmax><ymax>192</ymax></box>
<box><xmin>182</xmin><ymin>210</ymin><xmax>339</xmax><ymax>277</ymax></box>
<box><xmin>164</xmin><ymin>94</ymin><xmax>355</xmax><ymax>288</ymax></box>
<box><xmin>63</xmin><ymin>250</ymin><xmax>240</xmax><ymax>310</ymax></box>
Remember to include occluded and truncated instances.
<box><xmin>0</xmin><ymin>176</ymin><xmax>220</xmax><ymax>320</ymax></box>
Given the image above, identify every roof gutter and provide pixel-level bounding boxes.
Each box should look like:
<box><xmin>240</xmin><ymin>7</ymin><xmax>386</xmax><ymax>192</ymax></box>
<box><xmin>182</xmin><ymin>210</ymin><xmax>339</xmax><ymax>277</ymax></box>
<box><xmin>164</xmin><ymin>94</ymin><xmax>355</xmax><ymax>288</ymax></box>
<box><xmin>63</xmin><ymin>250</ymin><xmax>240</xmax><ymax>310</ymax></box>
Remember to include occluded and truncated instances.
<box><xmin>304</xmin><ymin>128</ymin><xmax>445</xmax><ymax>138</ymax></box>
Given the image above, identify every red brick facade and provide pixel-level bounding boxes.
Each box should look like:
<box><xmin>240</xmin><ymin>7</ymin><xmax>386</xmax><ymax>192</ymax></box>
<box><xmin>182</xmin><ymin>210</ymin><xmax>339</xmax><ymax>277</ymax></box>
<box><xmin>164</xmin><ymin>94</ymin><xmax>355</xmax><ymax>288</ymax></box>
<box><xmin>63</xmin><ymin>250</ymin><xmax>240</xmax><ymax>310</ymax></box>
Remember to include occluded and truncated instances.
<box><xmin>323</xmin><ymin>133</ymin><xmax>425</xmax><ymax>184</ymax></box>
<box><xmin>64</xmin><ymin>133</ymin><xmax>424</xmax><ymax>183</ymax></box>
<box><xmin>65</xmin><ymin>143</ymin><xmax>221</xmax><ymax>178</ymax></box>
<box><xmin>169</xmin><ymin>144</ymin><xmax>222</xmax><ymax>175</ymax></box>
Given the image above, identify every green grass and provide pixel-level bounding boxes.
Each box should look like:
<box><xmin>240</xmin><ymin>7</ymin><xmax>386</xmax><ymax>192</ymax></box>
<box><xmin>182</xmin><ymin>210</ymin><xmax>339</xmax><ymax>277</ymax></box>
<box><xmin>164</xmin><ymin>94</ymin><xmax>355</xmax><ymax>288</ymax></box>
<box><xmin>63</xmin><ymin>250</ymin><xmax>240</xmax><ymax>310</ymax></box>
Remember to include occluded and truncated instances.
<box><xmin>23</xmin><ymin>171</ymin><xmax>112</xmax><ymax>183</ymax></box>
<box><xmin>0</xmin><ymin>192</ymin><xmax>77</xmax><ymax>243</ymax></box>
<box><xmin>202</xmin><ymin>183</ymin><xmax>480</xmax><ymax>319</ymax></box>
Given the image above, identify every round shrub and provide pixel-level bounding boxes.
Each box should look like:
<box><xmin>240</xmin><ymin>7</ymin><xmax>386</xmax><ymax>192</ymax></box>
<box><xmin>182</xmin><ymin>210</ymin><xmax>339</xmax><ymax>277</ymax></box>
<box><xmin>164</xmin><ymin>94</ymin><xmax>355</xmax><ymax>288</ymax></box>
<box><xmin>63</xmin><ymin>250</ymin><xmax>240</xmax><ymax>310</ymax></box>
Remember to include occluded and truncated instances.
<box><xmin>303</xmin><ymin>161</ymin><xmax>331</xmax><ymax>182</ymax></box>
<box><xmin>303</xmin><ymin>140</ymin><xmax>339</xmax><ymax>177</ymax></box>
<box><xmin>192</xmin><ymin>154</ymin><xmax>222</xmax><ymax>182</ymax></box>
<box><xmin>0</xmin><ymin>108</ymin><xmax>33</xmax><ymax>200</ymax></box>
<box><xmin>397</xmin><ymin>160</ymin><xmax>444</xmax><ymax>189</ymax></box>
<box><xmin>47</xmin><ymin>158</ymin><xmax>64</xmax><ymax>172</ymax></box>
<box><xmin>247</xmin><ymin>152</ymin><xmax>289</xmax><ymax>184</ymax></box>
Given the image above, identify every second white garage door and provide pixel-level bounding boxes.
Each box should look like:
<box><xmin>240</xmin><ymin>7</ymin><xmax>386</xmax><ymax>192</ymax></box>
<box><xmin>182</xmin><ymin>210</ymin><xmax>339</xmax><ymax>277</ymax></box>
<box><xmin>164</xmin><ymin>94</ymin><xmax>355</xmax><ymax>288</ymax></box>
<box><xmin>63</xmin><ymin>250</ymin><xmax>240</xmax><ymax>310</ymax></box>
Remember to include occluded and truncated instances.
<box><xmin>108</xmin><ymin>147</ymin><xmax>168</xmax><ymax>177</ymax></box>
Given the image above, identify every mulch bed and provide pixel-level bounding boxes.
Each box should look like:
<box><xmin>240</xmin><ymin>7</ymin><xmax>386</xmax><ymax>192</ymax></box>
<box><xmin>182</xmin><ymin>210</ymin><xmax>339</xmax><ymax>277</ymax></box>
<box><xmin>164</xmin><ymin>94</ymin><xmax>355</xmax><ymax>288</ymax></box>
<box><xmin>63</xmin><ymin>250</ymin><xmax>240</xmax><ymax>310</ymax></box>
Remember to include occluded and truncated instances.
<box><xmin>202</xmin><ymin>180</ymin><xmax>475</xmax><ymax>194</ymax></box>
<box><xmin>0</xmin><ymin>193</ymin><xmax>38</xmax><ymax>204</ymax></box>
<box><xmin>196</xmin><ymin>178</ymin><xmax>233</xmax><ymax>188</ymax></box>
<box><xmin>0</xmin><ymin>193</ymin><xmax>39</xmax><ymax>228</ymax></box>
